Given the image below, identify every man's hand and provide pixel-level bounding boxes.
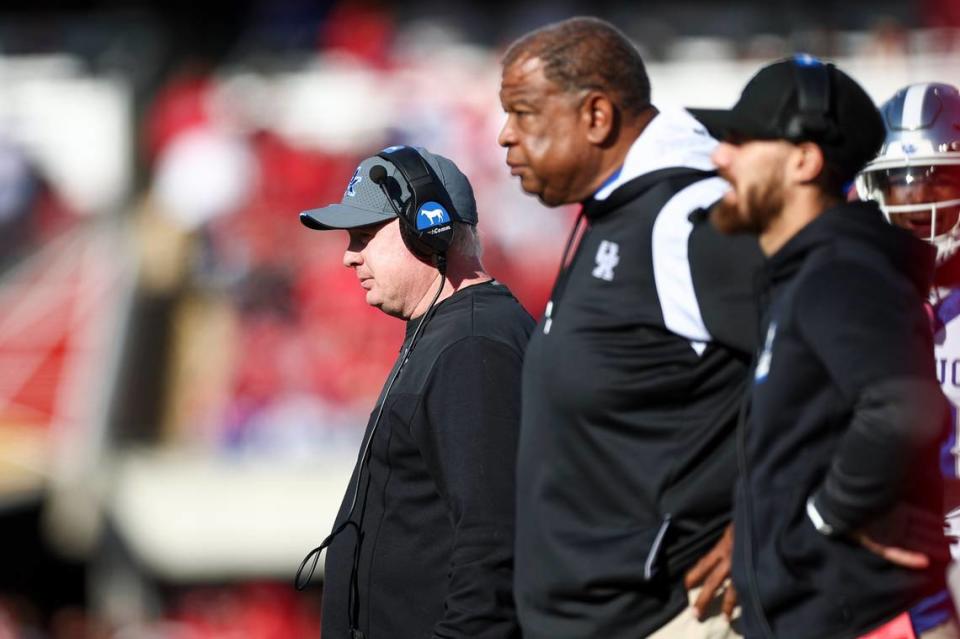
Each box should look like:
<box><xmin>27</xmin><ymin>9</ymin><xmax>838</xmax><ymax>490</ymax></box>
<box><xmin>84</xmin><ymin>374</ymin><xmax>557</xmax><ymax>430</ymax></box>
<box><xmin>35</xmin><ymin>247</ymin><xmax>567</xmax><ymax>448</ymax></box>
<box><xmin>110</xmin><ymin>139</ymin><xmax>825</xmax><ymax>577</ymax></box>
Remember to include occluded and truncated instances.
<box><xmin>684</xmin><ymin>523</ymin><xmax>737</xmax><ymax>620</ymax></box>
<box><xmin>853</xmin><ymin>503</ymin><xmax>949</xmax><ymax>570</ymax></box>
<box><xmin>855</xmin><ymin>533</ymin><xmax>931</xmax><ymax>569</ymax></box>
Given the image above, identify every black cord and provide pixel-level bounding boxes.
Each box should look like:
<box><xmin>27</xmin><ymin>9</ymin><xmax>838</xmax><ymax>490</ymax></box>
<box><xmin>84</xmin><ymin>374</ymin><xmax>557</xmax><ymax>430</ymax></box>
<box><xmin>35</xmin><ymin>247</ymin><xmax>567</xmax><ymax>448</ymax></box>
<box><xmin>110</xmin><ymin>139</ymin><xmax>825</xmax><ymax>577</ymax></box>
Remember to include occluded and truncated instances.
<box><xmin>294</xmin><ymin>258</ymin><xmax>448</xmax><ymax>601</ymax></box>
<box><xmin>541</xmin><ymin>208</ymin><xmax>586</xmax><ymax>333</ymax></box>
<box><xmin>553</xmin><ymin>208</ymin><xmax>586</xmax><ymax>297</ymax></box>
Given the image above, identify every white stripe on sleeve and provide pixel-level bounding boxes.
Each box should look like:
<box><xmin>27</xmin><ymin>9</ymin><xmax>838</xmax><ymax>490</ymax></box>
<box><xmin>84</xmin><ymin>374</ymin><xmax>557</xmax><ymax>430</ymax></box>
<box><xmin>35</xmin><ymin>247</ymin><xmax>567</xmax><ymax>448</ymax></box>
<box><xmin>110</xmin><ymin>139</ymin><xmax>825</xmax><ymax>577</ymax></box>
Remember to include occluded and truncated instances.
<box><xmin>651</xmin><ymin>176</ymin><xmax>730</xmax><ymax>353</ymax></box>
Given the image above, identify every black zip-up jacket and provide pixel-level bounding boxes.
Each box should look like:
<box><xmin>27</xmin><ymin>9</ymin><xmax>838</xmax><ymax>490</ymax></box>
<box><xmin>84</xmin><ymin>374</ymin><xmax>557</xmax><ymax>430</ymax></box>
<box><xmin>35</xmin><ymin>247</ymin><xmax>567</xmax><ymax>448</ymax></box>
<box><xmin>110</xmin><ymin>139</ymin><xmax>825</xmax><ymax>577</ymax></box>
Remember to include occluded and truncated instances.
<box><xmin>515</xmin><ymin>110</ymin><xmax>764</xmax><ymax>638</ymax></box>
<box><xmin>321</xmin><ymin>281</ymin><xmax>533</xmax><ymax>639</ymax></box>
<box><xmin>734</xmin><ymin>201</ymin><xmax>950</xmax><ymax>639</ymax></box>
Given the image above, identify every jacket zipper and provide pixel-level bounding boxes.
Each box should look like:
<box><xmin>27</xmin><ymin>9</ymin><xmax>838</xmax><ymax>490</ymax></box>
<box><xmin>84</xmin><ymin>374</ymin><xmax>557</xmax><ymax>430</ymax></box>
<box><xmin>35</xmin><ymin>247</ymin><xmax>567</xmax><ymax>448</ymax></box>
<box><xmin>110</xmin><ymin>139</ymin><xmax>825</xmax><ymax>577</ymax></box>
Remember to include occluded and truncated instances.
<box><xmin>740</xmin><ymin>268</ymin><xmax>776</xmax><ymax>639</ymax></box>
<box><xmin>543</xmin><ymin>208</ymin><xmax>586</xmax><ymax>335</ymax></box>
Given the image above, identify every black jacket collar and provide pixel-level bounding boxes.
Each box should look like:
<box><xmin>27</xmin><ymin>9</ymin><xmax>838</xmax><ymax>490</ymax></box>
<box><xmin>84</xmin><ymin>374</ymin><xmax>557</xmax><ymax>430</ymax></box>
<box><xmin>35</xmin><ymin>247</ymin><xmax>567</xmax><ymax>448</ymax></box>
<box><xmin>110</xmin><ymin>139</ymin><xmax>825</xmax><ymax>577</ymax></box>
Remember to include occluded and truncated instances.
<box><xmin>766</xmin><ymin>201</ymin><xmax>935</xmax><ymax>296</ymax></box>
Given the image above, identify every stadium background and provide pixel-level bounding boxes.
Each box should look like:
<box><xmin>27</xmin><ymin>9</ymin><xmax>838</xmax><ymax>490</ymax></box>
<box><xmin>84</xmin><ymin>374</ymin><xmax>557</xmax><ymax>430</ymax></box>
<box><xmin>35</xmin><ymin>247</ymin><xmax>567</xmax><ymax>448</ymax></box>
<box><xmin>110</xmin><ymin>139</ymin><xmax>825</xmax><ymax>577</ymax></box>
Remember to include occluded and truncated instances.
<box><xmin>0</xmin><ymin>0</ymin><xmax>957</xmax><ymax>636</ymax></box>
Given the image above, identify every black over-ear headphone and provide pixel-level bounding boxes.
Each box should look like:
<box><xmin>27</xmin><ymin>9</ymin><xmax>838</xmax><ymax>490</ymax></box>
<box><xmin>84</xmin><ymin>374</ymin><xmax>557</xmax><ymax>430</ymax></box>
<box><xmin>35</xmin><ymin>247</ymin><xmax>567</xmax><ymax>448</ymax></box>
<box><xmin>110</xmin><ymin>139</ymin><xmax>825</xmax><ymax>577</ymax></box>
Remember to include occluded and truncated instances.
<box><xmin>367</xmin><ymin>145</ymin><xmax>460</xmax><ymax>263</ymax></box>
<box><xmin>785</xmin><ymin>55</ymin><xmax>835</xmax><ymax>142</ymax></box>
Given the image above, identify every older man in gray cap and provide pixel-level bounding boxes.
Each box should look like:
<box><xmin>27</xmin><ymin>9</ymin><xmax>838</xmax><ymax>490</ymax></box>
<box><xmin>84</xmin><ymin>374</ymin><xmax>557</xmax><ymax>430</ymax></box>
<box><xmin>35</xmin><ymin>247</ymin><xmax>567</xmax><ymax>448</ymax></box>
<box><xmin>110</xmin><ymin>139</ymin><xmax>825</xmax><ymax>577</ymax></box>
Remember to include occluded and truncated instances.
<box><xmin>296</xmin><ymin>145</ymin><xmax>532</xmax><ymax>639</ymax></box>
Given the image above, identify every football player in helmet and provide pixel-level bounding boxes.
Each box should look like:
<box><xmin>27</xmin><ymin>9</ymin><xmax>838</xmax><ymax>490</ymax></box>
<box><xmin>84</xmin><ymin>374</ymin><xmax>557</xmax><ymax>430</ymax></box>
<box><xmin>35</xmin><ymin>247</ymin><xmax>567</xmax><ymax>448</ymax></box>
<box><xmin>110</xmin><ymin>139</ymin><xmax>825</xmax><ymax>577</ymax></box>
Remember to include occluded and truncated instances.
<box><xmin>859</xmin><ymin>81</ymin><xmax>960</xmax><ymax>635</ymax></box>
<box><xmin>858</xmin><ymin>83</ymin><xmax>960</xmax><ymax>265</ymax></box>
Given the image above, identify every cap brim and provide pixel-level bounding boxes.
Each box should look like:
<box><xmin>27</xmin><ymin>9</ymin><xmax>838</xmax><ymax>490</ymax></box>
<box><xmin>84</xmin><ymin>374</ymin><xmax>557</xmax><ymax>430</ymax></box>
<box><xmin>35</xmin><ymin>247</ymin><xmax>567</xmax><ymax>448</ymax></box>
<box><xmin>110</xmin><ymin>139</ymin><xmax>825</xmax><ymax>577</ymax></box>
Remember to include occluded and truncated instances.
<box><xmin>299</xmin><ymin>203</ymin><xmax>396</xmax><ymax>231</ymax></box>
<box><xmin>687</xmin><ymin>108</ymin><xmax>746</xmax><ymax>142</ymax></box>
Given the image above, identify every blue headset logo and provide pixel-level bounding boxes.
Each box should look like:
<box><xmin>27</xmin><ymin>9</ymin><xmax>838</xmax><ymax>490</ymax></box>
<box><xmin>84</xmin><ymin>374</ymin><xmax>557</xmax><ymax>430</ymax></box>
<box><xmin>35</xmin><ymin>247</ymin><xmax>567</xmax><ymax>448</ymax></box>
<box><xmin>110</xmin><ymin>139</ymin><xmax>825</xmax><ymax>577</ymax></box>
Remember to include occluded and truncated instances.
<box><xmin>417</xmin><ymin>202</ymin><xmax>450</xmax><ymax>230</ymax></box>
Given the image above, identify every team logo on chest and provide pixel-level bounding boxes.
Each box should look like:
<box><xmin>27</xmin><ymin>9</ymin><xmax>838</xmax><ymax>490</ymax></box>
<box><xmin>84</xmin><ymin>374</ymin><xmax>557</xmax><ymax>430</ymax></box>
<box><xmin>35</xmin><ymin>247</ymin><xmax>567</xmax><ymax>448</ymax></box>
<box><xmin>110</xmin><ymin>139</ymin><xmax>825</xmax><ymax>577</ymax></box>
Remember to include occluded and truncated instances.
<box><xmin>592</xmin><ymin>240</ymin><xmax>620</xmax><ymax>281</ymax></box>
<box><xmin>754</xmin><ymin>321</ymin><xmax>777</xmax><ymax>383</ymax></box>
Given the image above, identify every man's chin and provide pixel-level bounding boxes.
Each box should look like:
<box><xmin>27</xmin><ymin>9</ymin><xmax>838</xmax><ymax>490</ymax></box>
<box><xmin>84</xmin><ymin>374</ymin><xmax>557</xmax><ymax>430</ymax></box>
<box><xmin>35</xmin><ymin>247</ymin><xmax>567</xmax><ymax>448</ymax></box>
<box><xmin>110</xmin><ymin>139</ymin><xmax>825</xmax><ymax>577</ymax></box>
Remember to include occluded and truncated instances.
<box><xmin>366</xmin><ymin>293</ymin><xmax>385</xmax><ymax>312</ymax></box>
<box><xmin>517</xmin><ymin>177</ymin><xmax>544</xmax><ymax>200</ymax></box>
<box><xmin>367</xmin><ymin>296</ymin><xmax>406</xmax><ymax>319</ymax></box>
<box><xmin>710</xmin><ymin>202</ymin><xmax>752</xmax><ymax>235</ymax></box>
<box><xmin>534</xmin><ymin>189</ymin><xmax>570</xmax><ymax>208</ymax></box>
<box><xmin>517</xmin><ymin>177</ymin><xmax>559</xmax><ymax>206</ymax></box>
<box><xmin>537</xmin><ymin>193</ymin><xmax>560</xmax><ymax>207</ymax></box>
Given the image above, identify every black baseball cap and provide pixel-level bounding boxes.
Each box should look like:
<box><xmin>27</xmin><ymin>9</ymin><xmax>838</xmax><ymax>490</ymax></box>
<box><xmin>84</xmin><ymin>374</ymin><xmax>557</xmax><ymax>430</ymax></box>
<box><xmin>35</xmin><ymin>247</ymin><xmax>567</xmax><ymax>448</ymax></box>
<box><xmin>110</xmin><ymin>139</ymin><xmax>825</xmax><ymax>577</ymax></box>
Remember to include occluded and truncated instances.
<box><xmin>689</xmin><ymin>55</ymin><xmax>885</xmax><ymax>182</ymax></box>
<box><xmin>300</xmin><ymin>146</ymin><xmax>478</xmax><ymax>231</ymax></box>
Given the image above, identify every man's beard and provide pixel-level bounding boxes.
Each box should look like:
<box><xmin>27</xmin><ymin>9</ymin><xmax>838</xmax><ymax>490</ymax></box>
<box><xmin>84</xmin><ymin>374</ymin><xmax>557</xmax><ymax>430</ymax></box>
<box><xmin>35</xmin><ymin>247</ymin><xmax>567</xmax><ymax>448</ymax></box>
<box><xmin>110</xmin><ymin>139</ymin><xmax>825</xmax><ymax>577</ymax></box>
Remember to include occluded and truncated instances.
<box><xmin>711</xmin><ymin>179</ymin><xmax>784</xmax><ymax>235</ymax></box>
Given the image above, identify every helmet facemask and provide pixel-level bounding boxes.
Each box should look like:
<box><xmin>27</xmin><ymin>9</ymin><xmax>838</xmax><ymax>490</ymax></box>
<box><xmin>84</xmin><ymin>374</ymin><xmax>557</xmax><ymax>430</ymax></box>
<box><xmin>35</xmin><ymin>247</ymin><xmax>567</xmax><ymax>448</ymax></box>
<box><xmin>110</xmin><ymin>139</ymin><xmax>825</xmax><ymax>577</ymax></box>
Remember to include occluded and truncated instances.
<box><xmin>858</xmin><ymin>163</ymin><xmax>960</xmax><ymax>261</ymax></box>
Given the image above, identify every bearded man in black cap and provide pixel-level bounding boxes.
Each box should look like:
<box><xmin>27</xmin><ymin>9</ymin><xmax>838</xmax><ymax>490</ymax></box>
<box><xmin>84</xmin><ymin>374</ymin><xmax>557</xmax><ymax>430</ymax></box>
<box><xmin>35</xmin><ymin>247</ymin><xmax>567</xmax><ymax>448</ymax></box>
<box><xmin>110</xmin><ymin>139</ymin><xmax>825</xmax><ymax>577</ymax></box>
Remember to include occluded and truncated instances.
<box><xmin>295</xmin><ymin>145</ymin><xmax>531</xmax><ymax>639</ymax></box>
<box><xmin>692</xmin><ymin>56</ymin><xmax>954</xmax><ymax>639</ymax></box>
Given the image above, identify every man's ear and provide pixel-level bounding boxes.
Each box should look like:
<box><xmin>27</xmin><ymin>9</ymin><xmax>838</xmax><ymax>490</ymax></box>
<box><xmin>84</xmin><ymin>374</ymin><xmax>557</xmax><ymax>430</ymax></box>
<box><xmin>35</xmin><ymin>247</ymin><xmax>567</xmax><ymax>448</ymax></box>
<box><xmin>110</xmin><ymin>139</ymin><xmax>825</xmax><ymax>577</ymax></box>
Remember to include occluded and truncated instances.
<box><xmin>580</xmin><ymin>92</ymin><xmax>616</xmax><ymax>145</ymax></box>
<box><xmin>792</xmin><ymin>141</ymin><xmax>827</xmax><ymax>184</ymax></box>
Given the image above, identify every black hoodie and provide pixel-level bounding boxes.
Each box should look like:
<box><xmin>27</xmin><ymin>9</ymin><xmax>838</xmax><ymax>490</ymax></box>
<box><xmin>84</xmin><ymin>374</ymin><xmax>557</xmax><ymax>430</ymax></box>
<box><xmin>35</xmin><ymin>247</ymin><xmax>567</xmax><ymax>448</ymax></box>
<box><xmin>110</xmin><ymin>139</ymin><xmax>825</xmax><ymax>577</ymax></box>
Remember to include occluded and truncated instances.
<box><xmin>734</xmin><ymin>201</ymin><xmax>950</xmax><ymax>639</ymax></box>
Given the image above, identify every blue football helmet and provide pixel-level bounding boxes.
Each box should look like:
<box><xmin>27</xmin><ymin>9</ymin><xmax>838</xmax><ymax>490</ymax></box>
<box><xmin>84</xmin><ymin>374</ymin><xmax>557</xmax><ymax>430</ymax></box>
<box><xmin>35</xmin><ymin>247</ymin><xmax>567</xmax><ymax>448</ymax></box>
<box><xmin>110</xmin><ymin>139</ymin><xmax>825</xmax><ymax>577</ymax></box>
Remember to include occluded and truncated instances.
<box><xmin>857</xmin><ymin>82</ymin><xmax>960</xmax><ymax>262</ymax></box>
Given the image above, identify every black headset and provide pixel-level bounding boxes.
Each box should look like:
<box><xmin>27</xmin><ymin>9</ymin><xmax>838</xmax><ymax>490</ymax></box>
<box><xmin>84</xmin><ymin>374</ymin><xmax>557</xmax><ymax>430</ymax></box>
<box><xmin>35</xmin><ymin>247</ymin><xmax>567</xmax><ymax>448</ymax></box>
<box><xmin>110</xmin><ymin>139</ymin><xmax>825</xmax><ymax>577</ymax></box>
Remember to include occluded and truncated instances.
<box><xmin>368</xmin><ymin>145</ymin><xmax>460</xmax><ymax>264</ymax></box>
<box><xmin>785</xmin><ymin>54</ymin><xmax>836</xmax><ymax>142</ymax></box>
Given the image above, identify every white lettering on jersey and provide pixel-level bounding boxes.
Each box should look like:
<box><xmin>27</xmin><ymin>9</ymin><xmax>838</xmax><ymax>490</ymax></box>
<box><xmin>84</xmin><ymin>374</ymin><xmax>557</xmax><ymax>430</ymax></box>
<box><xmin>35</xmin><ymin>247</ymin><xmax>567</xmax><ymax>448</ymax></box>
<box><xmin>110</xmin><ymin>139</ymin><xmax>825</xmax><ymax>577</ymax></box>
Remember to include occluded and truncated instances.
<box><xmin>931</xmin><ymin>289</ymin><xmax>960</xmax><ymax>557</ymax></box>
<box><xmin>934</xmin><ymin>289</ymin><xmax>960</xmax><ymax>477</ymax></box>
<box><xmin>592</xmin><ymin>240</ymin><xmax>620</xmax><ymax>281</ymax></box>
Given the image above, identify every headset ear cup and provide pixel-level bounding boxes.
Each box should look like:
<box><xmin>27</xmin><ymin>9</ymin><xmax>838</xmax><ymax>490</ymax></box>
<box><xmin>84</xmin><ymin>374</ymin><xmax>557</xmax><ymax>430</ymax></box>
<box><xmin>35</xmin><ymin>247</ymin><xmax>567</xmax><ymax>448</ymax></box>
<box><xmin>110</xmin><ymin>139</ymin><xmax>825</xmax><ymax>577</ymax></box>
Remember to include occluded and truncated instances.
<box><xmin>789</xmin><ymin>57</ymin><xmax>835</xmax><ymax>142</ymax></box>
<box><xmin>785</xmin><ymin>116</ymin><xmax>804</xmax><ymax>141</ymax></box>
<box><xmin>785</xmin><ymin>114</ymin><xmax>833</xmax><ymax>143</ymax></box>
<box><xmin>377</xmin><ymin>146</ymin><xmax>456</xmax><ymax>260</ymax></box>
<box><xmin>404</xmin><ymin>201</ymin><xmax>455</xmax><ymax>258</ymax></box>
<box><xmin>398</xmin><ymin>215</ymin><xmax>438</xmax><ymax>262</ymax></box>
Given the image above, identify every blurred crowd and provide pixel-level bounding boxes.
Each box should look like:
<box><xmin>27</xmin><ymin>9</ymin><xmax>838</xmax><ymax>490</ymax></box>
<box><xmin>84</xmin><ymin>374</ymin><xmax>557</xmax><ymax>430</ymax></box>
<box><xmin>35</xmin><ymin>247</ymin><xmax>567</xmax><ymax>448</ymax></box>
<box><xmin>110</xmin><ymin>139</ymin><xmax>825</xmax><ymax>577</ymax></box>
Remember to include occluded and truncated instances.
<box><xmin>137</xmin><ymin>57</ymin><xmax>566</xmax><ymax>458</ymax></box>
<box><xmin>0</xmin><ymin>583</ymin><xmax>320</xmax><ymax>639</ymax></box>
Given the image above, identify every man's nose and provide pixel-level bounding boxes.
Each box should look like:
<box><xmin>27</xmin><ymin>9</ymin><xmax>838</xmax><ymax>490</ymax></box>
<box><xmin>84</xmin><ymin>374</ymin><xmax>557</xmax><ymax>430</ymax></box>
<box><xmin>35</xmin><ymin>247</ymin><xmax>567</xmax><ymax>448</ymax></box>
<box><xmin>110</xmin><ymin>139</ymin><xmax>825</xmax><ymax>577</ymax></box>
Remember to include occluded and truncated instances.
<box><xmin>904</xmin><ymin>183</ymin><xmax>935</xmax><ymax>204</ymax></box>
<box><xmin>711</xmin><ymin>142</ymin><xmax>735</xmax><ymax>170</ymax></box>
<box><xmin>497</xmin><ymin>116</ymin><xmax>517</xmax><ymax>148</ymax></box>
<box><xmin>343</xmin><ymin>248</ymin><xmax>361</xmax><ymax>268</ymax></box>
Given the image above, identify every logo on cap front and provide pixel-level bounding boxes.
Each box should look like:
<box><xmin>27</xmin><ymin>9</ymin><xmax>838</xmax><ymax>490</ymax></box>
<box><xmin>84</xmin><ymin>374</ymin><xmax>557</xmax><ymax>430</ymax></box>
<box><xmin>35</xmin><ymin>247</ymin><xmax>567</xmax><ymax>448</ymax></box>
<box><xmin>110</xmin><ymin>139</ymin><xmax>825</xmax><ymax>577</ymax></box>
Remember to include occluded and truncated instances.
<box><xmin>345</xmin><ymin>167</ymin><xmax>362</xmax><ymax>197</ymax></box>
<box><xmin>417</xmin><ymin>202</ymin><xmax>451</xmax><ymax>230</ymax></box>
<box><xmin>793</xmin><ymin>53</ymin><xmax>822</xmax><ymax>67</ymax></box>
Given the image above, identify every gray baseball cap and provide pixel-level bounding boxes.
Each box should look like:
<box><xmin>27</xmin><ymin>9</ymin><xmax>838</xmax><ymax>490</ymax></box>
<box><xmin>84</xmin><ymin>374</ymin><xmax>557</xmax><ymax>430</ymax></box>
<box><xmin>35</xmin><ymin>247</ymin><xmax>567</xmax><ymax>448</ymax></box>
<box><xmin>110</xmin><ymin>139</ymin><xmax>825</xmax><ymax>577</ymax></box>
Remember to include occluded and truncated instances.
<box><xmin>299</xmin><ymin>146</ymin><xmax>478</xmax><ymax>231</ymax></box>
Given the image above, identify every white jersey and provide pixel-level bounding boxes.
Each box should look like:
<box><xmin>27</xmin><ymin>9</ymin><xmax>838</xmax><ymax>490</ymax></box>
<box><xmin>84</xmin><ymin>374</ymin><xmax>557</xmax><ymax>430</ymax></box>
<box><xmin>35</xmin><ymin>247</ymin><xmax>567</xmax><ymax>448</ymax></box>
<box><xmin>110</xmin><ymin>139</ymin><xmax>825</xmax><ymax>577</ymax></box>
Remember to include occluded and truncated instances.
<box><xmin>933</xmin><ymin>287</ymin><xmax>960</xmax><ymax>558</ymax></box>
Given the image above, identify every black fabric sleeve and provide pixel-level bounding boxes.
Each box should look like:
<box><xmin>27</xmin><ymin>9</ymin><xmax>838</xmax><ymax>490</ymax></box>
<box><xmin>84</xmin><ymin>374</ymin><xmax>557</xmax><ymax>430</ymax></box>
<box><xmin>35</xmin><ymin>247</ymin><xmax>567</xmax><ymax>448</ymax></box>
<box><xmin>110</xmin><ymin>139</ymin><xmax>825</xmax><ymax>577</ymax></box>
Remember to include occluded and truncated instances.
<box><xmin>411</xmin><ymin>337</ymin><xmax>522</xmax><ymax>639</ymax></box>
<box><xmin>688</xmin><ymin>218</ymin><xmax>764</xmax><ymax>356</ymax></box>
<box><xmin>796</xmin><ymin>262</ymin><xmax>946</xmax><ymax>533</ymax></box>
<box><xmin>795</xmin><ymin>261</ymin><xmax>934</xmax><ymax>396</ymax></box>
<box><xmin>811</xmin><ymin>378</ymin><xmax>947</xmax><ymax>534</ymax></box>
